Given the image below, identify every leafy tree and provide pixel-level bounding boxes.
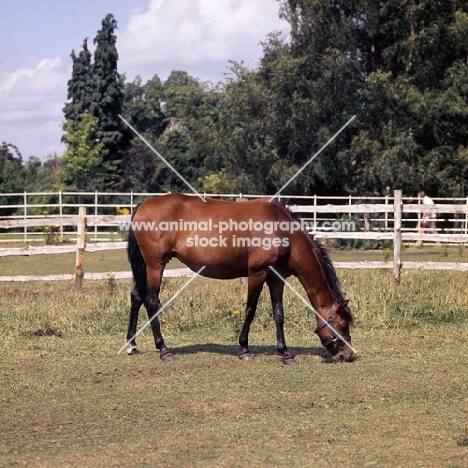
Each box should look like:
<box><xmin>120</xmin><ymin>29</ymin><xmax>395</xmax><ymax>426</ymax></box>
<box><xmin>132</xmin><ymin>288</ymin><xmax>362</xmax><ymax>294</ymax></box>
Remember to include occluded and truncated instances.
<box><xmin>272</xmin><ymin>0</ymin><xmax>366</xmax><ymax>194</ymax></box>
<box><xmin>203</xmin><ymin>62</ymin><xmax>281</xmax><ymax>194</ymax></box>
<box><xmin>25</xmin><ymin>156</ymin><xmax>62</xmax><ymax>192</ymax></box>
<box><xmin>120</xmin><ymin>75</ymin><xmax>166</xmax><ymax>191</ymax></box>
<box><xmin>198</xmin><ymin>170</ymin><xmax>232</xmax><ymax>194</ymax></box>
<box><xmin>0</xmin><ymin>143</ymin><xmax>25</xmax><ymax>192</ymax></box>
<box><xmin>122</xmin><ymin>75</ymin><xmax>165</xmax><ymax>139</ymax></box>
<box><xmin>150</xmin><ymin>125</ymin><xmax>194</xmax><ymax>192</ymax></box>
<box><xmin>60</xmin><ymin>114</ymin><xmax>104</xmax><ymax>190</ymax></box>
<box><xmin>348</xmin><ymin>0</ymin><xmax>468</xmax><ymax>196</ymax></box>
<box><xmin>119</xmin><ymin>143</ymin><xmax>156</xmax><ymax>193</ymax></box>
<box><xmin>147</xmin><ymin>71</ymin><xmax>220</xmax><ymax>192</ymax></box>
<box><xmin>0</xmin><ymin>143</ymin><xmax>26</xmax><ymax>215</ymax></box>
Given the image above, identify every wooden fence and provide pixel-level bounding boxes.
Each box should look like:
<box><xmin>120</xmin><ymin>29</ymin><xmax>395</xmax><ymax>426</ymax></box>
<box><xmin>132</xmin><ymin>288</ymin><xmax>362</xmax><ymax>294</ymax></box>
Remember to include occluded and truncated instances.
<box><xmin>2</xmin><ymin>190</ymin><xmax>468</xmax><ymax>285</ymax></box>
<box><xmin>2</xmin><ymin>190</ymin><xmax>468</xmax><ymax>243</ymax></box>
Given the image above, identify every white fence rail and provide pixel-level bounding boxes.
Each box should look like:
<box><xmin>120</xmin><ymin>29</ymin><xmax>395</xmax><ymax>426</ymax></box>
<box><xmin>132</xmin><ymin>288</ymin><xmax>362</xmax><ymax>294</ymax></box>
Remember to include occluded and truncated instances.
<box><xmin>2</xmin><ymin>190</ymin><xmax>468</xmax><ymax>244</ymax></box>
<box><xmin>2</xmin><ymin>190</ymin><xmax>468</xmax><ymax>284</ymax></box>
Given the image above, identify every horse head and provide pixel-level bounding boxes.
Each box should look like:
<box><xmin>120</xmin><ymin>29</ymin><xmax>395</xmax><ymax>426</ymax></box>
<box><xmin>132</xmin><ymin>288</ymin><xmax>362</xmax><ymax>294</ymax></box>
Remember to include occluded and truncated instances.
<box><xmin>314</xmin><ymin>299</ymin><xmax>354</xmax><ymax>362</ymax></box>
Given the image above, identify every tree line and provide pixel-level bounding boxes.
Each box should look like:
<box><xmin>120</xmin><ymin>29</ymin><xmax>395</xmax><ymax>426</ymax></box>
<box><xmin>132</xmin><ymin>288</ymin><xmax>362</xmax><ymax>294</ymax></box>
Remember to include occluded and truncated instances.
<box><xmin>2</xmin><ymin>1</ymin><xmax>468</xmax><ymax>199</ymax></box>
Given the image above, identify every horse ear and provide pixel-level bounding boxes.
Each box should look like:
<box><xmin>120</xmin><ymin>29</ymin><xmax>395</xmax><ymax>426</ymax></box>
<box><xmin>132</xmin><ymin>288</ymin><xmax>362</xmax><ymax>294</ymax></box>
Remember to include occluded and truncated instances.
<box><xmin>339</xmin><ymin>299</ymin><xmax>350</xmax><ymax>309</ymax></box>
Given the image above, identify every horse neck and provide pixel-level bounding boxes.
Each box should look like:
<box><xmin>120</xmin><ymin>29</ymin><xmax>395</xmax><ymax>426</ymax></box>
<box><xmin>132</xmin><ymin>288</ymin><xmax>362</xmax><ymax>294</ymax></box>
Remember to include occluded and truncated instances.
<box><xmin>290</xmin><ymin>233</ymin><xmax>336</xmax><ymax>313</ymax></box>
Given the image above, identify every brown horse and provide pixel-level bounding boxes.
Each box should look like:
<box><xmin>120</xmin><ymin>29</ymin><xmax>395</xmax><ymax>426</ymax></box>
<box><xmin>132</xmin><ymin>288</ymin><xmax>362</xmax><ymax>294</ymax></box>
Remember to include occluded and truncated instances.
<box><xmin>125</xmin><ymin>193</ymin><xmax>354</xmax><ymax>364</ymax></box>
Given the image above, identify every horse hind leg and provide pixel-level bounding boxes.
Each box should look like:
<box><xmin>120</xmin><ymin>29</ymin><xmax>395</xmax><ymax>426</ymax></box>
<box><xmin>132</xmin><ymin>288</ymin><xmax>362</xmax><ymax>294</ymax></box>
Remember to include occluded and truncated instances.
<box><xmin>126</xmin><ymin>287</ymin><xmax>161</xmax><ymax>355</ymax></box>
<box><xmin>146</xmin><ymin>299</ymin><xmax>174</xmax><ymax>361</ymax></box>
<box><xmin>145</xmin><ymin>266</ymin><xmax>175</xmax><ymax>361</ymax></box>
<box><xmin>238</xmin><ymin>272</ymin><xmax>266</xmax><ymax>361</ymax></box>
<box><xmin>126</xmin><ymin>287</ymin><xmax>143</xmax><ymax>355</ymax></box>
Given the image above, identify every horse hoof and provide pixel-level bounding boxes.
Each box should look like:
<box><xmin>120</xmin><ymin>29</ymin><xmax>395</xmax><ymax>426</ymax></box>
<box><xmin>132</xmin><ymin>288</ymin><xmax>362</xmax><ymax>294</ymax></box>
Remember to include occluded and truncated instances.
<box><xmin>160</xmin><ymin>351</ymin><xmax>175</xmax><ymax>361</ymax></box>
<box><xmin>127</xmin><ymin>346</ymin><xmax>141</xmax><ymax>355</ymax></box>
<box><xmin>238</xmin><ymin>352</ymin><xmax>254</xmax><ymax>361</ymax></box>
<box><xmin>282</xmin><ymin>357</ymin><xmax>297</xmax><ymax>366</ymax></box>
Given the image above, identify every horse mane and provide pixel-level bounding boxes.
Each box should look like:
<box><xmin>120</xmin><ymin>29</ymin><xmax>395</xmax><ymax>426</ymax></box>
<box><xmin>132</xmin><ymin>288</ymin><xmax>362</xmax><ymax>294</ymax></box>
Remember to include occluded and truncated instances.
<box><xmin>314</xmin><ymin>241</ymin><xmax>344</xmax><ymax>302</ymax></box>
<box><xmin>282</xmin><ymin>200</ymin><xmax>353</xmax><ymax>324</ymax></box>
<box><xmin>312</xmin><ymin>241</ymin><xmax>354</xmax><ymax>323</ymax></box>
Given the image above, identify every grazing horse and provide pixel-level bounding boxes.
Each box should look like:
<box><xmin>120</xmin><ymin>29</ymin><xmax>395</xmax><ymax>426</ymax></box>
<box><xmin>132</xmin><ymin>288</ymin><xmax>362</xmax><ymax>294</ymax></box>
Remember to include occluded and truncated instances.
<box><xmin>125</xmin><ymin>193</ymin><xmax>354</xmax><ymax>364</ymax></box>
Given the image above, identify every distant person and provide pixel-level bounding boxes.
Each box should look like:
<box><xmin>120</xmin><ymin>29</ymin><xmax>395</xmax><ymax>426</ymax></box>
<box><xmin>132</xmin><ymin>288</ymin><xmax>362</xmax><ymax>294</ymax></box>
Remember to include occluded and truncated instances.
<box><xmin>416</xmin><ymin>190</ymin><xmax>437</xmax><ymax>247</ymax></box>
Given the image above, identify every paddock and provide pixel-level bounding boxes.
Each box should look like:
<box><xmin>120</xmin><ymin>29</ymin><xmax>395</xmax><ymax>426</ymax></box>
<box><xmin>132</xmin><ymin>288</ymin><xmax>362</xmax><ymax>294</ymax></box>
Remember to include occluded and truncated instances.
<box><xmin>2</xmin><ymin>192</ymin><xmax>468</xmax><ymax>464</ymax></box>
<box><xmin>1</xmin><ymin>266</ymin><xmax>468</xmax><ymax>466</ymax></box>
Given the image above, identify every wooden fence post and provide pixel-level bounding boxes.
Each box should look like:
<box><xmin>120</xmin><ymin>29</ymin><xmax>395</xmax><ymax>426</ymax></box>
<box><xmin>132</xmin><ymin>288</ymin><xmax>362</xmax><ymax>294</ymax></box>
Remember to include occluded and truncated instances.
<box><xmin>75</xmin><ymin>207</ymin><xmax>86</xmax><ymax>292</ymax></box>
<box><xmin>393</xmin><ymin>190</ymin><xmax>402</xmax><ymax>284</ymax></box>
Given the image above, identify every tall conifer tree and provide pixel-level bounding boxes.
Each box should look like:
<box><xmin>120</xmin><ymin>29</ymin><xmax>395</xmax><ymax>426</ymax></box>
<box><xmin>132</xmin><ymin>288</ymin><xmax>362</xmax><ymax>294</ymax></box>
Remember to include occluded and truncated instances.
<box><xmin>62</xmin><ymin>39</ymin><xmax>91</xmax><ymax>134</ymax></box>
<box><xmin>89</xmin><ymin>13</ymin><xmax>126</xmax><ymax>188</ymax></box>
<box><xmin>62</xmin><ymin>14</ymin><xmax>128</xmax><ymax>190</ymax></box>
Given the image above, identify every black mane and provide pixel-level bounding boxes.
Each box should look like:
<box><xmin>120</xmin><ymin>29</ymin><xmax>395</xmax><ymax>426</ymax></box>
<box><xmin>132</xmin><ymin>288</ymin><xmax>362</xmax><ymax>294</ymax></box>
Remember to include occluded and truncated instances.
<box><xmin>314</xmin><ymin>241</ymin><xmax>343</xmax><ymax>302</ymax></box>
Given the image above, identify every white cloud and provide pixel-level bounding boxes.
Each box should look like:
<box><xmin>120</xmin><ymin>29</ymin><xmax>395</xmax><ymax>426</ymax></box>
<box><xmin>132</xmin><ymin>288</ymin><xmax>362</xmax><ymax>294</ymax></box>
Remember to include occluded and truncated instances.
<box><xmin>0</xmin><ymin>57</ymin><xmax>65</xmax><ymax>105</ymax></box>
<box><xmin>118</xmin><ymin>0</ymin><xmax>289</xmax><ymax>82</ymax></box>
<box><xmin>0</xmin><ymin>56</ymin><xmax>67</xmax><ymax>158</ymax></box>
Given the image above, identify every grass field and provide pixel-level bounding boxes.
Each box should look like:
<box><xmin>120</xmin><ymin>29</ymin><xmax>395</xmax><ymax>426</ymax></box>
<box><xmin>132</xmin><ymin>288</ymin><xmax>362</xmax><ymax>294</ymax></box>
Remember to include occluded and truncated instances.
<box><xmin>1</xmin><ymin>265</ymin><xmax>468</xmax><ymax>467</ymax></box>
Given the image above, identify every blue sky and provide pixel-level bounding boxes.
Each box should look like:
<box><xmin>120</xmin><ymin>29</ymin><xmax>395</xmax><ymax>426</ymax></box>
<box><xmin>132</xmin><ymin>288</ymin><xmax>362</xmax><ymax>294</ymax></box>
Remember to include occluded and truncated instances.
<box><xmin>0</xmin><ymin>0</ymin><xmax>289</xmax><ymax>160</ymax></box>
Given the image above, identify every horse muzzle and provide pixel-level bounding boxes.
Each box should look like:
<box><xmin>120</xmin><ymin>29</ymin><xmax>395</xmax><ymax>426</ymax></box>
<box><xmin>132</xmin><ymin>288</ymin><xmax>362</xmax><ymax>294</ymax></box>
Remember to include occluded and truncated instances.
<box><xmin>332</xmin><ymin>349</ymin><xmax>355</xmax><ymax>363</ymax></box>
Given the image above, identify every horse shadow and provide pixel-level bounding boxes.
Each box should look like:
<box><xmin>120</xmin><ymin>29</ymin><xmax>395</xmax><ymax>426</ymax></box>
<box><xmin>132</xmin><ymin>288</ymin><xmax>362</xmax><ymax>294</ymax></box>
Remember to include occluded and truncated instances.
<box><xmin>169</xmin><ymin>343</ymin><xmax>335</xmax><ymax>363</ymax></box>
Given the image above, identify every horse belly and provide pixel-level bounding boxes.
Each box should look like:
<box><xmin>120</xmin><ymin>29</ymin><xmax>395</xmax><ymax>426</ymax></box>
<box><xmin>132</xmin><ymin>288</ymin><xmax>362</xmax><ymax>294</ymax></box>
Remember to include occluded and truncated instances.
<box><xmin>175</xmin><ymin>246</ymin><xmax>249</xmax><ymax>280</ymax></box>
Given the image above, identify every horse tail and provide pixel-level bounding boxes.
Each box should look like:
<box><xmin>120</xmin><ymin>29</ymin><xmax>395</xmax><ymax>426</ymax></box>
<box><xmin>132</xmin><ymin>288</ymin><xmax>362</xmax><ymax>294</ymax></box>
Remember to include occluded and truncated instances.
<box><xmin>127</xmin><ymin>204</ymin><xmax>147</xmax><ymax>302</ymax></box>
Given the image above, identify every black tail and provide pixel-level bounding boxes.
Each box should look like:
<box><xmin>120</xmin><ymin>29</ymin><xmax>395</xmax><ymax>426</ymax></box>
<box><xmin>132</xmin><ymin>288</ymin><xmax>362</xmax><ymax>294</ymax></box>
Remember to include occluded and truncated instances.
<box><xmin>127</xmin><ymin>204</ymin><xmax>147</xmax><ymax>302</ymax></box>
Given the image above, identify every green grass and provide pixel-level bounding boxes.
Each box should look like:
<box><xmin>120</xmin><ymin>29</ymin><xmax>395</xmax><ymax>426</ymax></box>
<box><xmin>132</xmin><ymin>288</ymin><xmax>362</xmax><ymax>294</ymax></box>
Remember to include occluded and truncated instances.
<box><xmin>2</xmin><ymin>328</ymin><xmax>467</xmax><ymax>467</ymax></box>
<box><xmin>1</xmin><ymin>271</ymin><xmax>468</xmax><ymax>466</ymax></box>
<box><xmin>0</xmin><ymin>251</ymin><xmax>185</xmax><ymax>276</ymax></box>
<box><xmin>329</xmin><ymin>243</ymin><xmax>468</xmax><ymax>263</ymax></box>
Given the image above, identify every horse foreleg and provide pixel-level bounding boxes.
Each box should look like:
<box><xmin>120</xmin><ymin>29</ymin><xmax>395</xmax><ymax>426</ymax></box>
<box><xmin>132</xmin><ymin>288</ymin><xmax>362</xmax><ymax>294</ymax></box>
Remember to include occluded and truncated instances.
<box><xmin>238</xmin><ymin>272</ymin><xmax>265</xmax><ymax>360</ymax></box>
<box><xmin>126</xmin><ymin>287</ymin><xmax>143</xmax><ymax>355</ymax></box>
<box><xmin>267</xmin><ymin>276</ymin><xmax>296</xmax><ymax>365</ymax></box>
